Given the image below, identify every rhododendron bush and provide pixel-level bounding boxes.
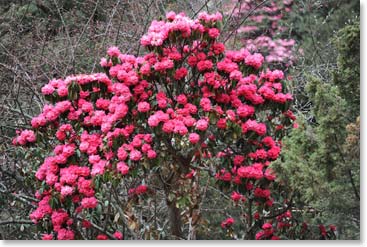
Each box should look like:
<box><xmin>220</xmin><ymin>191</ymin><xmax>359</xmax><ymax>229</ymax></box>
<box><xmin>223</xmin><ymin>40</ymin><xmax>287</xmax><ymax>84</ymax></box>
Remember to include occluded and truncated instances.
<box><xmin>224</xmin><ymin>0</ymin><xmax>298</xmax><ymax>67</ymax></box>
<box><xmin>12</xmin><ymin>11</ymin><xmax>316</xmax><ymax>240</ymax></box>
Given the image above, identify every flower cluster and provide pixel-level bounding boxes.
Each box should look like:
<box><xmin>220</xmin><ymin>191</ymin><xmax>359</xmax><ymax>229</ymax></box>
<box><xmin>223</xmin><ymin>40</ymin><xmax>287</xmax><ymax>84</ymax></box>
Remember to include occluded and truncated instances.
<box><xmin>12</xmin><ymin>129</ymin><xmax>36</xmax><ymax>145</ymax></box>
<box><xmin>256</xmin><ymin>222</ymin><xmax>277</xmax><ymax>240</ymax></box>
<box><xmin>221</xmin><ymin>217</ymin><xmax>235</xmax><ymax>228</ymax></box>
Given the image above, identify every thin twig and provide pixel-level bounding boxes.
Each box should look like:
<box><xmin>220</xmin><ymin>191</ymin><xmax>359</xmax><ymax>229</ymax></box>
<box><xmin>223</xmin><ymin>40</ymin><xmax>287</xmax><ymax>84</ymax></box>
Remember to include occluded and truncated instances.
<box><xmin>0</xmin><ymin>220</ymin><xmax>34</xmax><ymax>226</ymax></box>
<box><xmin>76</xmin><ymin>216</ymin><xmax>117</xmax><ymax>240</ymax></box>
<box><xmin>222</xmin><ymin>0</ymin><xmax>269</xmax><ymax>44</ymax></box>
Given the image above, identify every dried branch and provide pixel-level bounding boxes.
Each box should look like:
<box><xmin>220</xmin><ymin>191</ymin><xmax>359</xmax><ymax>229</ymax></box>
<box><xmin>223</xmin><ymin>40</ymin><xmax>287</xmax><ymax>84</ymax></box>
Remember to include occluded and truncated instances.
<box><xmin>0</xmin><ymin>220</ymin><xmax>34</xmax><ymax>226</ymax></box>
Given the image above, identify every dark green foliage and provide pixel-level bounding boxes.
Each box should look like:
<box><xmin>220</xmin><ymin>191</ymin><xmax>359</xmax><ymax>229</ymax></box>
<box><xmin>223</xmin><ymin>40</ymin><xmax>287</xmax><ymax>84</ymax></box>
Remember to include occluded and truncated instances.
<box><xmin>274</xmin><ymin>17</ymin><xmax>360</xmax><ymax>239</ymax></box>
<box><xmin>287</xmin><ymin>0</ymin><xmax>359</xmax><ymax>66</ymax></box>
<box><xmin>332</xmin><ymin>21</ymin><xmax>360</xmax><ymax>119</ymax></box>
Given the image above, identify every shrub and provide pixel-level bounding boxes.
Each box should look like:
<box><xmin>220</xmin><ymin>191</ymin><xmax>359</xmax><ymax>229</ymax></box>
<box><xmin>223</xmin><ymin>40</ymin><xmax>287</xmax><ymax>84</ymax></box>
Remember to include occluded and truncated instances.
<box><xmin>13</xmin><ymin>11</ymin><xmax>304</xmax><ymax>240</ymax></box>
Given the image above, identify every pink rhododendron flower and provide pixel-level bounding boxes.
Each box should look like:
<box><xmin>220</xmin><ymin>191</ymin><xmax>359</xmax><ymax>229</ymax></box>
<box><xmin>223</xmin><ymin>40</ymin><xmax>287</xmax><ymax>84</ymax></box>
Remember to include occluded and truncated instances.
<box><xmin>96</xmin><ymin>234</ymin><xmax>108</xmax><ymax>240</ymax></box>
<box><xmin>113</xmin><ymin>231</ymin><xmax>123</xmax><ymax>240</ymax></box>
<box><xmin>174</xmin><ymin>67</ymin><xmax>188</xmax><ymax>80</ymax></box>
<box><xmin>41</xmin><ymin>84</ymin><xmax>55</xmax><ymax>95</ymax></box>
<box><xmin>107</xmin><ymin>46</ymin><xmax>120</xmax><ymax>57</ymax></box>
<box><xmin>81</xmin><ymin>197</ymin><xmax>98</xmax><ymax>209</ymax></box>
<box><xmin>130</xmin><ymin>149</ymin><xmax>142</xmax><ymax>161</ymax></box>
<box><xmin>208</xmin><ymin>28</ymin><xmax>220</xmax><ymax>38</ymax></box>
<box><xmin>221</xmin><ymin>217</ymin><xmax>235</xmax><ymax>228</ymax></box>
<box><xmin>245</xmin><ymin>53</ymin><xmax>264</xmax><ymax>69</ymax></box>
<box><xmin>189</xmin><ymin>133</ymin><xmax>200</xmax><ymax>144</ymax></box>
<box><xmin>135</xmin><ymin>185</ymin><xmax>148</xmax><ymax>195</ymax></box>
<box><xmin>13</xmin><ymin>129</ymin><xmax>36</xmax><ymax>145</ymax></box>
<box><xmin>147</xmin><ymin>150</ymin><xmax>157</xmax><ymax>159</ymax></box>
<box><xmin>137</xmin><ymin>102</ymin><xmax>151</xmax><ymax>113</ymax></box>
<box><xmin>117</xmin><ymin>162</ymin><xmax>129</xmax><ymax>175</ymax></box>
<box><xmin>57</xmin><ymin>229</ymin><xmax>75</xmax><ymax>240</ymax></box>
<box><xmin>177</xmin><ymin>94</ymin><xmax>188</xmax><ymax>105</ymax></box>
<box><xmin>231</xmin><ymin>191</ymin><xmax>243</xmax><ymax>202</ymax></box>
<box><xmin>42</xmin><ymin>234</ymin><xmax>53</xmax><ymax>240</ymax></box>
<box><xmin>61</xmin><ymin>186</ymin><xmax>74</xmax><ymax>197</ymax></box>
<box><xmin>196</xmin><ymin>119</ymin><xmax>209</xmax><ymax>131</ymax></box>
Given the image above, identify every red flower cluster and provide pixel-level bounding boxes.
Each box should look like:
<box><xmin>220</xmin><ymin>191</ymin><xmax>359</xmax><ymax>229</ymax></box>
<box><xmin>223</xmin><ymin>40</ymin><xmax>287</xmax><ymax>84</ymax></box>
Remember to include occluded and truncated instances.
<box><xmin>221</xmin><ymin>217</ymin><xmax>235</xmax><ymax>228</ymax></box>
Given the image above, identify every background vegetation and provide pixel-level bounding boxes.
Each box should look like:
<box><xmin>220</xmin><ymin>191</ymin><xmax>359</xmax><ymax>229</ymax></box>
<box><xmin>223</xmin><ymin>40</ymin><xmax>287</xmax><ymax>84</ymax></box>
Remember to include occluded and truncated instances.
<box><xmin>0</xmin><ymin>0</ymin><xmax>359</xmax><ymax>239</ymax></box>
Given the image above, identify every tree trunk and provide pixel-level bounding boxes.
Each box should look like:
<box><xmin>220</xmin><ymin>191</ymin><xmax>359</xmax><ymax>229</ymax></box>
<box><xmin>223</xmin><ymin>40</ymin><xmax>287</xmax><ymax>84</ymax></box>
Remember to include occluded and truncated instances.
<box><xmin>167</xmin><ymin>199</ymin><xmax>182</xmax><ymax>239</ymax></box>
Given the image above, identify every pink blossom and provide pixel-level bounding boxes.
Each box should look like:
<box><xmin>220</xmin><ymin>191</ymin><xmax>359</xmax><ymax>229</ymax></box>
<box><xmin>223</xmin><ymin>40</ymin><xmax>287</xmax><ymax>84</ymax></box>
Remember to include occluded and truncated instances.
<box><xmin>117</xmin><ymin>147</ymin><xmax>128</xmax><ymax>161</ymax></box>
<box><xmin>117</xmin><ymin>162</ymin><xmax>129</xmax><ymax>175</ymax></box>
<box><xmin>57</xmin><ymin>86</ymin><xmax>68</xmax><ymax>97</ymax></box>
<box><xmin>233</xmin><ymin>155</ymin><xmax>245</xmax><ymax>166</ymax></box>
<box><xmin>15</xmin><ymin>129</ymin><xmax>37</xmax><ymax>145</ymax></box>
<box><xmin>262</xmin><ymin>222</ymin><xmax>272</xmax><ymax>230</ymax></box>
<box><xmin>107</xmin><ymin>46</ymin><xmax>121</xmax><ymax>57</ymax></box>
<box><xmin>217</xmin><ymin>58</ymin><xmax>238</xmax><ymax>73</ymax></box>
<box><xmin>78</xmin><ymin>178</ymin><xmax>94</xmax><ymax>197</ymax></box>
<box><xmin>166</xmin><ymin>11</ymin><xmax>176</xmax><ymax>21</ymax></box>
<box><xmin>262</xmin><ymin>222</ymin><xmax>274</xmax><ymax>236</ymax></box>
<box><xmin>197</xmin><ymin>60</ymin><xmax>213</xmax><ymax>72</ymax></box>
<box><xmin>137</xmin><ymin>102</ymin><xmax>150</xmax><ymax>113</ymax></box>
<box><xmin>200</xmin><ymin>98</ymin><xmax>211</xmax><ymax>112</ymax></box>
<box><xmin>147</xmin><ymin>150</ymin><xmax>157</xmax><ymax>159</ymax></box>
<box><xmin>245</xmin><ymin>53</ymin><xmax>264</xmax><ymax>69</ymax></box>
<box><xmin>154</xmin><ymin>59</ymin><xmax>174</xmax><ymax>72</ymax></box>
<box><xmin>174</xmin><ymin>67</ymin><xmax>188</xmax><ymax>80</ymax></box>
<box><xmin>41</xmin><ymin>84</ymin><xmax>55</xmax><ymax>95</ymax></box>
<box><xmin>267</xmin><ymin>146</ymin><xmax>281</xmax><ymax>159</ymax></box>
<box><xmin>221</xmin><ymin>217</ymin><xmax>235</xmax><ymax>228</ymax></box>
<box><xmin>208</xmin><ymin>28</ymin><xmax>220</xmax><ymax>38</ymax></box>
<box><xmin>217</xmin><ymin>118</ymin><xmax>227</xmax><ymax>129</ymax></box>
<box><xmin>57</xmin><ymin>229</ymin><xmax>75</xmax><ymax>240</ymax></box>
<box><xmin>42</xmin><ymin>234</ymin><xmax>53</xmax><ymax>240</ymax></box>
<box><xmin>100</xmin><ymin>57</ymin><xmax>110</xmax><ymax>67</ymax></box>
<box><xmin>255</xmin><ymin>231</ymin><xmax>265</xmax><ymax>240</ymax></box>
<box><xmin>135</xmin><ymin>185</ymin><xmax>148</xmax><ymax>195</ymax></box>
<box><xmin>130</xmin><ymin>149</ymin><xmax>142</xmax><ymax>161</ymax></box>
<box><xmin>231</xmin><ymin>191</ymin><xmax>243</xmax><ymax>202</ymax></box>
<box><xmin>148</xmin><ymin>115</ymin><xmax>160</xmax><ymax>127</ymax></box>
<box><xmin>141</xmin><ymin>143</ymin><xmax>151</xmax><ymax>153</ymax></box>
<box><xmin>31</xmin><ymin>115</ymin><xmax>47</xmax><ymax>128</ymax></box>
<box><xmin>212</xmin><ymin>42</ymin><xmax>225</xmax><ymax>54</ymax></box>
<box><xmin>162</xmin><ymin>121</ymin><xmax>175</xmax><ymax>133</ymax></box>
<box><xmin>177</xmin><ymin>94</ymin><xmax>187</xmax><ymax>105</ymax></box>
<box><xmin>81</xmin><ymin>197</ymin><xmax>98</xmax><ymax>209</ymax></box>
<box><xmin>189</xmin><ymin>133</ymin><xmax>200</xmax><ymax>144</ymax></box>
<box><xmin>143</xmin><ymin>134</ymin><xmax>153</xmax><ymax>143</ymax></box>
<box><xmin>96</xmin><ymin>234</ymin><xmax>108</xmax><ymax>240</ymax></box>
<box><xmin>237</xmin><ymin>164</ymin><xmax>264</xmax><ymax>180</ymax></box>
<box><xmin>51</xmin><ymin>210</ymin><xmax>69</xmax><ymax>231</ymax></box>
<box><xmin>60</xmin><ymin>186</ymin><xmax>74</xmax><ymax>197</ymax></box>
<box><xmin>113</xmin><ymin>231</ymin><xmax>123</xmax><ymax>240</ymax></box>
<box><xmin>173</xmin><ymin>121</ymin><xmax>188</xmax><ymax>136</ymax></box>
<box><xmin>185</xmin><ymin>103</ymin><xmax>197</xmax><ymax>114</ymax></box>
<box><xmin>91</xmin><ymin>160</ymin><xmax>106</xmax><ymax>176</ymax></box>
<box><xmin>237</xmin><ymin>104</ymin><xmax>255</xmax><ymax>118</ymax></box>
<box><xmin>196</xmin><ymin>119</ymin><xmax>209</xmax><ymax>131</ymax></box>
<box><xmin>254</xmin><ymin>188</ymin><xmax>271</xmax><ymax>198</ymax></box>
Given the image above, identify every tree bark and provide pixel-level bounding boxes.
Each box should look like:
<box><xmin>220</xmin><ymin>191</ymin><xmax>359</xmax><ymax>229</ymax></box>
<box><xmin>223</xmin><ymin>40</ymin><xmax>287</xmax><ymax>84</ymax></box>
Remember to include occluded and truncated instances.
<box><xmin>161</xmin><ymin>168</ymin><xmax>183</xmax><ymax>239</ymax></box>
<box><xmin>167</xmin><ymin>198</ymin><xmax>182</xmax><ymax>239</ymax></box>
